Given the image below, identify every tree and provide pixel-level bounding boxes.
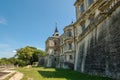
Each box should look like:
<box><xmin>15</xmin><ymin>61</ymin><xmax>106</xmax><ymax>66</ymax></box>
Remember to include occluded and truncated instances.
<box><xmin>0</xmin><ymin>58</ymin><xmax>11</xmax><ymax>65</ymax></box>
<box><xmin>8</xmin><ymin>57</ymin><xmax>16</xmax><ymax>64</ymax></box>
<box><xmin>15</xmin><ymin>46</ymin><xmax>45</xmax><ymax>66</ymax></box>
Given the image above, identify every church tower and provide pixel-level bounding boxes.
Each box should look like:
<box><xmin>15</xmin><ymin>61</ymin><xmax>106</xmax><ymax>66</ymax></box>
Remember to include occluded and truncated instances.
<box><xmin>53</xmin><ymin>23</ymin><xmax>59</xmax><ymax>37</ymax></box>
<box><xmin>45</xmin><ymin>23</ymin><xmax>60</xmax><ymax>68</ymax></box>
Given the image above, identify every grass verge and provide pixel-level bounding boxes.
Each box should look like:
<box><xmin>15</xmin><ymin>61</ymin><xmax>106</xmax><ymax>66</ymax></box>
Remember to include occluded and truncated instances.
<box><xmin>17</xmin><ymin>67</ymin><xmax>114</xmax><ymax>80</ymax></box>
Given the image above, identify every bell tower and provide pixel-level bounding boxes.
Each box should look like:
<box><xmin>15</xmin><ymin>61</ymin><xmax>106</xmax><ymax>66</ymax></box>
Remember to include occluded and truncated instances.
<box><xmin>53</xmin><ymin>23</ymin><xmax>59</xmax><ymax>36</ymax></box>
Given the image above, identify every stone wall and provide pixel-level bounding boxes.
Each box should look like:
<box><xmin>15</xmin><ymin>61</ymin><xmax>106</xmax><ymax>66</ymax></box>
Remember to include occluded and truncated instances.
<box><xmin>76</xmin><ymin>7</ymin><xmax>120</xmax><ymax>79</ymax></box>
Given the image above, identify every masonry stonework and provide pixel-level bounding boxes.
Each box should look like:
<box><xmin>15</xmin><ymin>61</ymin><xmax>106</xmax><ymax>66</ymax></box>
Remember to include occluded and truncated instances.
<box><xmin>76</xmin><ymin>7</ymin><xmax>120</xmax><ymax>79</ymax></box>
<box><xmin>45</xmin><ymin>0</ymin><xmax>120</xmax><ymax>79</ymax></box>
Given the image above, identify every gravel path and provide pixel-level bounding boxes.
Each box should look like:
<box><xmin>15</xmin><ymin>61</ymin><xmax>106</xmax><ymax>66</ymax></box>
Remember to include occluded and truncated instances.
<box><xmin>9</xmin><ymin>72</ymin><xmax>23</xmax><ymax>80</ymax></box>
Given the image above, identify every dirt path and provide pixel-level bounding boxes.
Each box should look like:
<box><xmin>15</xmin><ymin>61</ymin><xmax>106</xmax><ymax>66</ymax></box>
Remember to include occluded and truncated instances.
<box><xmin>9</xmin><ymin>72</ymin><xmax>23</xmax><ymax>80</ymax></box>
<box><xmin>0</xmin><ymin>70</ymin><xmax>15</xmax><ymax>80</ymax></box>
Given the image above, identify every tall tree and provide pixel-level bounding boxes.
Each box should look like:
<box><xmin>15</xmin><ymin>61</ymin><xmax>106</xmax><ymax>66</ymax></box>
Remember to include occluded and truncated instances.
<box><xmin>15</xmin><ymin>46</ymin><xmax>45</xmax><ymax>66</ymax></box>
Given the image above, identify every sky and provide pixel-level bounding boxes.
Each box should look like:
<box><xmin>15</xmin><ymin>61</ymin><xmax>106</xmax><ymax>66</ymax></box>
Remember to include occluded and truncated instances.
<box><xmin>0</xmin><ymin>0</ymin><xmax>76</xmax><ymax>58</ymax></box>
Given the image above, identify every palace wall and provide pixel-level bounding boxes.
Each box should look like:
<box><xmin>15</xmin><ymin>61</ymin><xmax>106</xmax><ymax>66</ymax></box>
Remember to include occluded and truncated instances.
<box><xmin>76</xmin><ymin>6</ymin><xmax>120</xmax><ymax>79</ymax></box>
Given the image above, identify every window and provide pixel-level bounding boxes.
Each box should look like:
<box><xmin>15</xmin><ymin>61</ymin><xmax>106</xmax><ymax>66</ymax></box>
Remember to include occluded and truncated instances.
<box><xmin>56</xmin><ymin>34</ymin><xmax>59</xmax><ymax>36</ymax></box>
<box><xmin>68</xmin><ymin>43</ymin><xmax>72</xmax><ymax>50</ymax></box>
<box><xmin>89</xmin><ymin>15</ymin><xmax>94</xmax><ymax>24</ymax></box>
<box><xmin>88</xmin><ymin>0</ymin><xmax>94</xmax><ymax>6</ymax></box>
<box><xmin>80</xmin><ymin>3</ymin><xmax>85</xmax><ymax>13</ymax></box>
<box><xmin>54</xmin><ymin>40</ymin><xmax>57</xmax><ymax>46</ymax></box>
<box><xmin>81</xmin><ymin>23</ymin><xmax>85</xmax><ymax>32</ymax></box>
<box><xmin>82</xmin><ymin>25</ymin><xmax>85</xmax><ymax>32</ymax></box>
<box><xmin>69</xmin><ymin>55</ymin><xmax>73</xmax><ymax>60</ymax></box>
<box><xmin>54</xmin><ymin>58</ymin><xmax>57</xmax><ymax>61</ymax></box>
<box><xmin>67</xmin><ymin>31</ymin><xmax>72</xmax><ymax>37</ymax></box>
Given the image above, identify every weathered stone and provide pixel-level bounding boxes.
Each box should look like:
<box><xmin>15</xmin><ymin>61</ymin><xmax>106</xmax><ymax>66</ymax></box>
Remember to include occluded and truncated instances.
<box><xmin>76</xmin><ymin>6</ymin><xmax>120</xmax><ymax>79</ymax></box>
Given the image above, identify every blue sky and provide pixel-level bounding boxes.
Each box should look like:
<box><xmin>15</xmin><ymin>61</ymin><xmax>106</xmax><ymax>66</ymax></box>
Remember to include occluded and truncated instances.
<box><xmin>0</xmin><ymin>0</ymin><xmax>76</xmax><ymax>58</ymax></box>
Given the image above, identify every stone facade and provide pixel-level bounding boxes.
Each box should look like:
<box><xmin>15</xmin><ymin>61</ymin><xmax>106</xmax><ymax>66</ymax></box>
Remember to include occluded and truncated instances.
<box><xmin>45</xmin><ymin>0</ymin><xmax>120</xmax><ymax>79</ymax></box>
<box><xmin>45</xmin><ymin>27</ymin><xmax>60</xmax><ymax>68</ymax></box>
<box><xmin>59</xmin><ymin>23</ymin><xmax>76</xmax><ymax>69</ymax></box>
<box><xmin>74</xmin><ymin>0</ymin><xmax>120</xmax><ymax>79</ymax></box>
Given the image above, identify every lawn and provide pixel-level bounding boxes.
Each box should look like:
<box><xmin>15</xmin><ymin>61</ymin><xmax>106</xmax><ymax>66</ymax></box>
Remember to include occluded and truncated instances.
<box><xmin>17</xmin><ymin>67</ymin><xmax>114</xmax><ymax>80</ymax></box>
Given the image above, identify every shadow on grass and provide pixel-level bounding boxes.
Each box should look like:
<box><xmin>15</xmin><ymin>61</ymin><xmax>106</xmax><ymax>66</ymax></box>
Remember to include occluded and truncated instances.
<box><xmin>38</xmin><ymin>68</ymin><xmax>113</xmax><ymax>80</ymax></box>
<box><xmin>38</xmin><ymin>69</ymin><xmax>71</xmax><ymax>79</ymax></box>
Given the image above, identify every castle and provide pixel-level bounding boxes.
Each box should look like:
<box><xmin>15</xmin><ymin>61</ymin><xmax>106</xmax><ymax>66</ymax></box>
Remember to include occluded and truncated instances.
<box><xmin>44</xmin><ymin>0</ymin><xmax>120</xmax><ymax>79</ymax></box>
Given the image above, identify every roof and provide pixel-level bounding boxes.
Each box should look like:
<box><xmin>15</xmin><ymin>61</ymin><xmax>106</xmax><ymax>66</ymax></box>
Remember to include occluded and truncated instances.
<box><xmin>55</xmin><ymin>27</ymin><xmax>58</xmax><ymax>33</ymax></box>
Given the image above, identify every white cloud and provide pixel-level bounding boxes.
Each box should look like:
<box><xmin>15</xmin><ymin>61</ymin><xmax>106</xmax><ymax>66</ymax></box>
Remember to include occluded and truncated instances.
<box><xmin>12</xmin><ymin>50</ymin><xmax>17</xmax><ymax>53</ymax></box>
<box><xmin>0</xmin><ymin>16</ymin><xmax>7</xmax><ymax>25</ymax></box>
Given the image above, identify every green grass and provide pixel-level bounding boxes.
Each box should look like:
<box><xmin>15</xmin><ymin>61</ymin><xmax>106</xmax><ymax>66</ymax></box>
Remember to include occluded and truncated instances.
<box><xmin>17</xmin><ymin>67</ymin><xmax>113</xmax><ymax>80</ymax></box>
